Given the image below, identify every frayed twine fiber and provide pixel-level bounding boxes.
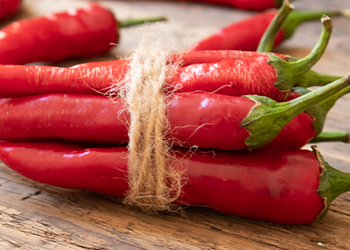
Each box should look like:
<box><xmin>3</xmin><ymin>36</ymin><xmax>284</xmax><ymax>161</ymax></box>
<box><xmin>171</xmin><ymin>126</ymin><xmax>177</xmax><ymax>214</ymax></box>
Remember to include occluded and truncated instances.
<box><xmin>119</xmin><ymin>39</ymin><xmax>183</xmax><ymax>213</ymax></box>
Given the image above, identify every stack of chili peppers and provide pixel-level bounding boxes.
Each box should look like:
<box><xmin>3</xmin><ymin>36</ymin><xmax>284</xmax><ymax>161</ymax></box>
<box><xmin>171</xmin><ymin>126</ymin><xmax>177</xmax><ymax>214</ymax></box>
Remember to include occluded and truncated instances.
<box><xmin>0</xmin><ymin>0</ymin><xmax>349</xmax><ymax>225</ymax></box>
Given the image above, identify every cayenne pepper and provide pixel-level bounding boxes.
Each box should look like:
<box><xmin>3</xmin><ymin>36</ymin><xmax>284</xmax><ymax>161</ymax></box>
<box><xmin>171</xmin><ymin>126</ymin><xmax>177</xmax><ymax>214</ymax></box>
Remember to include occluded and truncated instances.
<box><xmin>0</xmin><ymin>75</ymin><xmax>348</xmax><ymax>151</ymax></box>
<box><xmin>0</xmin><ymin>141</ymin><xmax>348</xmax><ymax>225</ymax></box>
<box><xmin>0</xmin><ymin>2</ymin><xmax>166</xmax><ymax>64</ymax></box>
<box><xmin>71</xmin><ymin>50</ymin><xmax>341</xmax><ymax>89</ymax></box>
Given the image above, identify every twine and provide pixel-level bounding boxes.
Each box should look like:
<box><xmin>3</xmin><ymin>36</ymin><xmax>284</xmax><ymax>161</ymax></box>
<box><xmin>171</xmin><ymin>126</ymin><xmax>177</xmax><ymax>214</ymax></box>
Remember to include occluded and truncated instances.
<box><xmin>117</xmin><ymin>39</ymin><xmax>183</xmax><ymax>213</ymax></box>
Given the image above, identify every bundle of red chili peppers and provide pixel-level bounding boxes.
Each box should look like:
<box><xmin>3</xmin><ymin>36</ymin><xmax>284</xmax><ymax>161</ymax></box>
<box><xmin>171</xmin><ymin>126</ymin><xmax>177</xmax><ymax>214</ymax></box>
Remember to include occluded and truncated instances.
<box><xmin>0</xmin><ymin>1</ymin><xmax>350</xmax><ymax>226</ymax></box>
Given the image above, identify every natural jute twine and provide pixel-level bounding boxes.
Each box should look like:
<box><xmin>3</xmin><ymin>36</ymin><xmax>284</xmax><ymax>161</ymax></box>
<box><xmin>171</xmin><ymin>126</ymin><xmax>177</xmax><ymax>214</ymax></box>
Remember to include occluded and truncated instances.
<box><xmin>115</xmin><ymin>40</ymin><xmax>183</xmax><ymax>213</ymax></box>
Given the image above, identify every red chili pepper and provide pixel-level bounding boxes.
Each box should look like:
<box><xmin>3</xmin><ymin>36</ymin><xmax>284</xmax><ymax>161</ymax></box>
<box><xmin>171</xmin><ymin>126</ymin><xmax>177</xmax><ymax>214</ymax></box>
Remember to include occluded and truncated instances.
<box><xmin>0</xmin><ymin>2</ymin><xmax>165</xmax><ymax>65</ymax></box>
<box><xmin>0</xmin><ymin>76</ymin><xmax>348</xmax><ymax>150</ymax></box>
<box><xmin>71</xmin><ymin>50</ymin><xmax>341</xmax><ymax>89</ymax></box>
<box><xmin>0</xmin><ymin>141</ymin><xmax>348</xmax><ymax>225</ymax></box>
<box><xmin>187</xmin><ymin>9</ymin><xmax>347</xmax><ymax>52</ymax></box>
<box><xmin>71</xmin><ymin>50</ymin><xmax>288</xmax><ymax>69</ymax></box>
<box><xmin>174</xmin><ymin>0</ymin><xmax>282</xmax><ymax>11</ymax></box>
<box><xmin>0</xmin><ymin>17</ymin><xmax>333</xmax><ymax>102</ymax></box>
<box><xmin>0</xmin><ymin>58</ymin><xmax>285</xmax><ymax>100</ymax></box>
<box><xmin>0</xmin><ymin>0</ymin><xmax>21</xmax><ymax>20</ymax></box>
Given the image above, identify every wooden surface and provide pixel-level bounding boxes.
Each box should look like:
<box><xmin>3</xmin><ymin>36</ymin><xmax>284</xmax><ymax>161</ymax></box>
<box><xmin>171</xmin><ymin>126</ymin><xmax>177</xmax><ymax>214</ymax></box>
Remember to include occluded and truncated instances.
<box><xmin>1</xmin><ymin>0</ymin><xmax>350</xmax><ymax>249</ymax></box>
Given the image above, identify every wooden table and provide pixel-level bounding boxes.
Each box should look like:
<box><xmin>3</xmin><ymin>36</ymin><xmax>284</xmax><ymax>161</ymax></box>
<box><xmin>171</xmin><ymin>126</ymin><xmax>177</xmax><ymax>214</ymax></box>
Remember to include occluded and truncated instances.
<box><xmin>0</xmin><ymin>0</ymin><xmax>350</xmax><ymax>249</ymax></box>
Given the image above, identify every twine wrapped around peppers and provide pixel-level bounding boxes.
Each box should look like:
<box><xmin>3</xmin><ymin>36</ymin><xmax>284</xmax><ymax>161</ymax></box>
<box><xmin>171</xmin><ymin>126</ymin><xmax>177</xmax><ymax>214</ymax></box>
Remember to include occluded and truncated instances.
<box><xmin>115</xmin><ymin>40</ymin><xmax>184</xmax><ymax>213</ymax></box>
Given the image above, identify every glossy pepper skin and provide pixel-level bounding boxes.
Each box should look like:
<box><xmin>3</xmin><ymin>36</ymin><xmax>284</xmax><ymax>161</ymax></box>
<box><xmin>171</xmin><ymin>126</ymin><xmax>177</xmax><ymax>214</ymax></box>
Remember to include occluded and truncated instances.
<box><xmin>175</xmin><ymin>0</ymin><xmax>281</xmax><ymax>11</ymax></box>
<box><xmin>0</xmin><ymin>0</ymin><xmax>21</xmax><ymax>20</ymax></box>
<box><xmin>0</xmin><ymin>58</ymin><xmax>284</xmax><ymax>100</ymax></box>
<box><xmin>71</xmin><ymin>50</ymin><xmax>289</xmax><ymax>68</ymax></box>
<box><xmin>0</xmin><ymin>93</ymin><xmax>250</xmax><ymax>149</ymax></box>
<box><xmin>0</xmin><ymin>49</ymin><xmax>327</xmax><ymax>103</ymax></box>
<box><xmin>0</xmin><ymin>3</ymin><xmax>117</xmax><ymax>64</ymax></box>
<box><xmin>0</xmin><ymin>141</ymin><xmax>345</xmax><ymax>225</ymax></box>
<box><xmin>0</xmin><ymin>89</ymin><xmax>340</xmax><ymax>151</ymax></box>
<box><xmin>70</xmin><ymin>50</ymin><xmax>340</xmax><ymax>90</ymax></box>
<box><xmin>265</xmin><ymin>112</ymin><xmax>316</xmax><ymax>150</ymax></box>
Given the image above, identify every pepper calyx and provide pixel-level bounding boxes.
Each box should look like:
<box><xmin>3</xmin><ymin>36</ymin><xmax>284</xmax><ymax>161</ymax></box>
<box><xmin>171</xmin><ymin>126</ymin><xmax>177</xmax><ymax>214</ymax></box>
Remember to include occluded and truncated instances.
<box><xmin>268</xmin><ymin>54</ymin><xmax>296</xmax><ymax>93</ymax></box>
<box><xmin>313</xmin><ymin>146</ymin><xmax>332</xmax><ymax>221</ymax></box>
<box><xmin>241</xmin><ymin>95</ymin><xmax>291</xmax><ymax>150</ymax></box>
<box><xmin>314</xmin><ymin>145</ymin><xmax>350</xmax><ymax>221</ymax></box>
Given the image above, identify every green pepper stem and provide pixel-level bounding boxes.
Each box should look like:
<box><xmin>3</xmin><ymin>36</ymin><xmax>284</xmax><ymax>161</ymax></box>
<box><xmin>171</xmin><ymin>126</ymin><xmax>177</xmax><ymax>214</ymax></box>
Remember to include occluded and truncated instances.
<box><xmin>283</xmin><ymin>76</ymin><xmax>349</xmax><ymax>124</ymax></box>
<box><xmin>241</xmin><ymin>75</ymin><xmax>350</xmax><ymax>150</ymax></box>
<box><xmin>296</xmin><ymin>70</ymin><xmax>342</xmax><ymax>88</ymax></box>
<box><xmin>283</xmin><ymin>10</ymin><xmax>349</xmax><ymax>39</ymax></box>
<box><xmin>328</xmin><ymin>83</ymin><xmax>350</xmax><ymax>99</ymax></box>
<box><xmin>282</xmin><ymin>49</ymin><xmax>342</xmax><ymax>89</ymax></box>
<box><xmin>268</xmin><ymin>15</ymin><xmax>332</xmax><ymax>93</ymax></box>
<box><xmin>292</xmin><ymin>85</ymin><xmax>350</xmax><ymax>135</ymax></box>
<box><xmin>312</xmin><ymin>83</ymin><xmax>350</xmax><ymax>121</ymax></box>
<box><xmin>257</xmin><ymin>0</ymin><xmax>294</xmax><ymax>52</ymax></box>
<box><xmin>309</xmin><ymin>131</ymin><xmax>350</xmax><ymax>144</ymax></box>
<box><xmin>119</xmin><ymin>16</ymin><xmax>167</xmax><ymax>28</ymax></box>
<box><xmin>285</xmin><ymin>15</ymin><xmax>332</xmax><ymax>75</ymax></box>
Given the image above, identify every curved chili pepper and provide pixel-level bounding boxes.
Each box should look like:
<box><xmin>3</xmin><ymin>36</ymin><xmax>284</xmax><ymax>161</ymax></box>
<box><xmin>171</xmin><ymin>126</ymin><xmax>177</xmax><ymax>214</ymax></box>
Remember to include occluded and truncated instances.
<box><xmin>72</xmin><ymin>50</ymin><xmax>289</xmax><ymax>69</ymax></box>
<box><xmin>2</xmin><ymin>50</ymin><xmax>294</xmax><ymax>99</ymax></box>
<box><xmin>0</xmin><ymin>141</ymin><xmax>348</xmax><ymax>225</ymax></box>
<box><xmin>0</xmin><ymin>58</ymin><xmax>287</xmax><ymax>100</ymax></box>
<box><xmin>0</xmin><ymin>76</ymin><xmax>348</xmax><ymax>150</ymax></box>
<box><xmin>0</xmin><ymin>18</ymin><xmax>333</xmax><ymax>102</ymax></box>
<box><xmin>72</xmin><ymin>50</ymin><xmax>341</xmax><ymax>89</ymax></box>
<box><xmin>0</xmin><ymin>2</ymin><xmax>165</xmax><ymax>65</ymax></box>
<box><xmin>174</xmin><ymin>0</ymin><xmax>282</xmax><ymax>11</ymax></box>
<box><xmin>0</xmin><ymin>0</ymin><xmax>21</xmax><ymax>20</ymax></box>
<box><xmin>187</xmin><ymin>8</ymin><xmax>346</xmax><ymax>52</ymax></box>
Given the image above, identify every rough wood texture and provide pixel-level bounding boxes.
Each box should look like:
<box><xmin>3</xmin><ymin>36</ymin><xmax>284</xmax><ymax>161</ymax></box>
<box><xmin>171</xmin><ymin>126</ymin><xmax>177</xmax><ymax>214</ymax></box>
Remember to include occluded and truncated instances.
<box><xmin>0</xmin><ymin>0</ymin><xmax>350</xmax><ymax>249</ymax></box>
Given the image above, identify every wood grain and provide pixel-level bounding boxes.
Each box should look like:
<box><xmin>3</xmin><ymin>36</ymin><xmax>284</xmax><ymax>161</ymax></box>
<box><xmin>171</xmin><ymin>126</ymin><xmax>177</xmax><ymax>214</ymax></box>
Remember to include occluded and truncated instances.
<box><xmin>0</xmin><ymin>0</ymin><xmax>350</xmax><ymax>249</ymax></box>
